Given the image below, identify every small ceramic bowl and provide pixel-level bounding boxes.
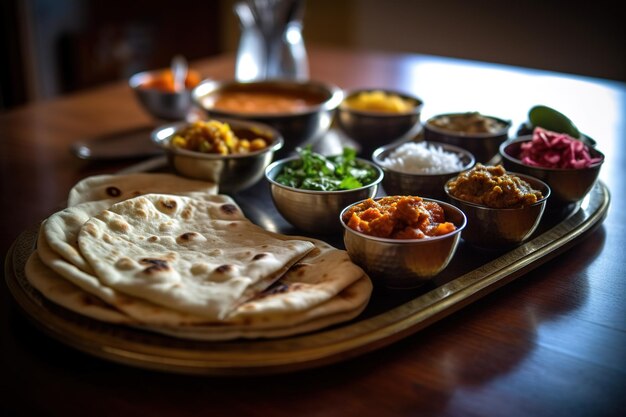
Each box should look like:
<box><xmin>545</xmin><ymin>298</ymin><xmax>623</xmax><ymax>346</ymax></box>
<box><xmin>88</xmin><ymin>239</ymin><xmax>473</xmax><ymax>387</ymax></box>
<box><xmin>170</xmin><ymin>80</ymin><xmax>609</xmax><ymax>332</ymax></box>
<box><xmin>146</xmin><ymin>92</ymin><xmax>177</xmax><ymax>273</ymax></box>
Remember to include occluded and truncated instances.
<box><xmin>340</xmin><ymin>198</ymin><xmax>466</xmax><ymax>288</ymax></box>
<box><xmin>337</xmin><ymin>89</ymin><xmax>424</xmax><ymax>155</ymax></box>
<box><xmin>499</xmin><ymin>136</ymin><xmax>605</xmax><ymax>205</ymax></box>
<box><xmin>264</xmin><ymin>157</ymin><xmax>383</xmax><ymax>234</ymax></box>
<box><xmin>151</xmin><ymin>119</ymin><xmax>283</xmax><ymax>193</ymax></box>
<box><xmin>444</xmin><ymin>172</ymin><xmax>551</xmax><ymax>249</ymax></box>
<box><xmin>192</xmin><ymin>79</ymin><xmax>343</xmax><ymax>154</ymax></box>
<box><xmin>423</xmin><ymin>112</ymin><xmax>511</xmax><ymax>163</ymax></box>
<box><xmin>372</xmin><ymin>140</ymin><xmax>475</xmax><ymax>199</ymax></box>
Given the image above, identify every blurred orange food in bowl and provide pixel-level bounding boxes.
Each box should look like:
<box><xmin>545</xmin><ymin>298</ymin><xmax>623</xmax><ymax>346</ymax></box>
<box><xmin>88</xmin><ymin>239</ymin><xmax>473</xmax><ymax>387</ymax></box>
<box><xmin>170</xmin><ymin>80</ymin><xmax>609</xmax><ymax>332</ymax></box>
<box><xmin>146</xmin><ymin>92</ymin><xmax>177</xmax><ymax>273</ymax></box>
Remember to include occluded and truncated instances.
<box><xmin>138</xmin><ymin>69</ymin><xmax>201</xmax><ymax>92</ymax></box>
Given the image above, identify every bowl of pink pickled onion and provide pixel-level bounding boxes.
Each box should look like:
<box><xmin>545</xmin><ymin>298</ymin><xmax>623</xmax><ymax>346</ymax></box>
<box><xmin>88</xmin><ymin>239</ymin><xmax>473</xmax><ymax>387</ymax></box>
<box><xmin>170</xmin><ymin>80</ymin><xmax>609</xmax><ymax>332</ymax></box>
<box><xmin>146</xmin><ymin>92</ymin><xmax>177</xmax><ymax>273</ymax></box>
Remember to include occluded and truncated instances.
<box><xmin>499</xmin><ymin>127</ymin><xmax>604</xmax><ymax>205</ymax></box>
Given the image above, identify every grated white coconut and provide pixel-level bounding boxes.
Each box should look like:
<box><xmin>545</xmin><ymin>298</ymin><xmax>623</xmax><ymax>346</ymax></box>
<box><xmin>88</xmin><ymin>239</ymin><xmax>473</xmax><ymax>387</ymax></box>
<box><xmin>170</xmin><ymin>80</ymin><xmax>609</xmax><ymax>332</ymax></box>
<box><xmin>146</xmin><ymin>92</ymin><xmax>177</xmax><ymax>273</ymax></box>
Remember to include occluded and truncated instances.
<box><xmin>380</xmin><ymin>142</ymin><xmax>465</xmax><ymax>174</ymax></box>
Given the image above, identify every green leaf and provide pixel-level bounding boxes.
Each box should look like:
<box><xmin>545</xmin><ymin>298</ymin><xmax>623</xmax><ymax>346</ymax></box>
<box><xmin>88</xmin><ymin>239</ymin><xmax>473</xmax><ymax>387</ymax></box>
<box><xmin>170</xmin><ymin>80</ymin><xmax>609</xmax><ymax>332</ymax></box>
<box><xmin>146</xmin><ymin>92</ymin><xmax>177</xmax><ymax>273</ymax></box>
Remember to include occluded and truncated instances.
<box><xmin>274</xmin><ymin>146</ymin><xmax>376</xmax><ymax>191</ymax></box>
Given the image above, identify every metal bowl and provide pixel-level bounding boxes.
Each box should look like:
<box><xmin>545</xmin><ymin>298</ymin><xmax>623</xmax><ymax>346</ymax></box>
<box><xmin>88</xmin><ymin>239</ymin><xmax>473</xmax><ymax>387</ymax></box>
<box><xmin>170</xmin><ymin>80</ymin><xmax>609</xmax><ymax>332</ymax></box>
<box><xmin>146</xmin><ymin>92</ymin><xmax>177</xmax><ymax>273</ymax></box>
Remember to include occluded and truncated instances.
<box><xmin>423</xmin><ymin>113</ymin><xmax>512</xmax><ymax>163</ymax></box>
<box><xmin>499</xmin><ymin>136</ymin><xmax>605</xmax><ymax>205</ymax></box>
<box><xmin>336</xmin><ymin>89</ymin><xmax>423</xmax><ymax>155</ymax></box>
<box><xmin>444</xmin><ymin>172</ymin><xmax>550</xmax><ymax>249</ymax></box>
<box><xmin>129</xmin><ymin>69</ymin><xmax>200</xmax><ymax>120</ymax></box>
<box><xmin>192</xmin><ymin>79</ymin><xmax>343</xmax><ymax>154</ymax></box>
<box><xmin>372</xmin><ymin>140</ymin><xmax>475</xmax><ymax>199</ymax></box>
<box><xmin>340</xmin><ymin>198</ymin><xmax>466</xmax><ymax>288</ymax></box>
<box><xmin>264</xmin><ymin>157</ymin><xmax>383</xmax><ymax>234</ymax></box>
<box><xmin>151</xmin><ymin>119</ymin><xmax>284</xmax><ymax>193</ymax></box>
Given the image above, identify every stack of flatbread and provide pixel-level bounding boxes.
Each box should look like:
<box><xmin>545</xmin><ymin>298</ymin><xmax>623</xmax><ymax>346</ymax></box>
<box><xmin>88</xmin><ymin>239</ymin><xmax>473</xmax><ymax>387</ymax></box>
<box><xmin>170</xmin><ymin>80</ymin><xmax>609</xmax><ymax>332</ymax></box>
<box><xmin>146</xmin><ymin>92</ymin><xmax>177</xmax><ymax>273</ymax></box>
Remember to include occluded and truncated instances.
<box><xmin>25</xmin><ymin>173</ymin><xmax>372</xmax><ymax>340</ymax></box>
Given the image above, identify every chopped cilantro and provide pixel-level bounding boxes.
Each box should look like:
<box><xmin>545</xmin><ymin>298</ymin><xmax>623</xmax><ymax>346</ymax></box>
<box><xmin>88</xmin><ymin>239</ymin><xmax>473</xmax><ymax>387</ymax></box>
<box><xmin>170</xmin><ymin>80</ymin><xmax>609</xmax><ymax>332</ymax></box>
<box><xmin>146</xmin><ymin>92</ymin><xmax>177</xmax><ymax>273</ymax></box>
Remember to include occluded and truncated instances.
<box><xmin>275</xmin><ymin>146</ymin><xmax>378</xmax><ymax>191</ymax></box>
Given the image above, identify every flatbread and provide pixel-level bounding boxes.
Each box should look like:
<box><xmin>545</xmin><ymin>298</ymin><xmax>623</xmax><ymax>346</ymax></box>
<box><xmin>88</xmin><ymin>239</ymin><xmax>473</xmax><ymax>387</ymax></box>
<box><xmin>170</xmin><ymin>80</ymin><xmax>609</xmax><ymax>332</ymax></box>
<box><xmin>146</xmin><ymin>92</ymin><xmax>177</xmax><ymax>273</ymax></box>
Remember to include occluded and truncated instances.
<box><xmin>44</xmin><ymin>193</ymin><xmax>242</xmax><ymax>275</ymax></box>
<box><xmin>28</xmin><ymin>175</ymin><xmax>374</xmax><ymax>339</ymax></box>
<box><xmin>25</xmin><ymin>252</ymin><xmax>132</xmax><ymax>324</ymax></box>
<box><xmin>139</xmin><ymin>277</ymin><xmax>372</xmax><ymax>340</ymax></box>
<box><xmin>48</xmin><ymin>172</ymin><xmax>220</xmax><ymax>273</ymax></box>
<box><xmin>228</xmin><ymin>237</ymin><xmax>365</xmax><ymax>317</ymax></box>
<box><xmin>39</xmin><ymin>193</ymin><xmax>368</xmax><ymax>327</ymax></box>
<box><xmin>77</xmin><ymin>194</ymin><xmax>316</xmax><ymax>319</ymax></box>
<box><xmin>39</xmin><ymin>224</ymin><xmax>368</xmax><ymax>327</ymax></box>
<box><xmin>67</xmin><ymin>173</ymin><xmax>217</xmax><ymax>207</ymax></box>
<box><xmin>26</xmin><ymin>248</ymin><xmax>371</xmax><ymax>339</ymax></box>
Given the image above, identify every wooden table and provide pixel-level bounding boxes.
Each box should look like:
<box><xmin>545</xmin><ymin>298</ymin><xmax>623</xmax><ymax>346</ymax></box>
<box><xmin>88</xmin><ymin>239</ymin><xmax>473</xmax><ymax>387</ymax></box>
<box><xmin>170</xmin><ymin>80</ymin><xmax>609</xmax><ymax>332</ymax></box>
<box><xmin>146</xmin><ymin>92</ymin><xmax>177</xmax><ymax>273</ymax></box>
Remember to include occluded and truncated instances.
<box><xmin>1</xmin><ymin>47</ymin><xmax>625</xmax><ymax>417</ymax></box>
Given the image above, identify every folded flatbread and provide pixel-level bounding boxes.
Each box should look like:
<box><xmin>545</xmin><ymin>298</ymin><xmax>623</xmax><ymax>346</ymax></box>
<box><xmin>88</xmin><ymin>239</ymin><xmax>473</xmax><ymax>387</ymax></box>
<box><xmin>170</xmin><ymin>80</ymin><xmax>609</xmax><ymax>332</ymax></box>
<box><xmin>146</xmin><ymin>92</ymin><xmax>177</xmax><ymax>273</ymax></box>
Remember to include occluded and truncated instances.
<box><xmin>77</xmin><ymin>194</ymin><xmax>315</xmax><ymax>319</ymax></box>
<box><xmin>27</xmin><ymin>244</ymin><xmax>372</xmax><ymax>339</ymax></box>
<box><xmin>25</xmin><ymin>173</ymin><xmax>373</xmax><ymax>340</ymax></box>
<box><xmin>37</xmin><ymin>222</ymin><xmax>366</xmax><ymax>327</ymax></box>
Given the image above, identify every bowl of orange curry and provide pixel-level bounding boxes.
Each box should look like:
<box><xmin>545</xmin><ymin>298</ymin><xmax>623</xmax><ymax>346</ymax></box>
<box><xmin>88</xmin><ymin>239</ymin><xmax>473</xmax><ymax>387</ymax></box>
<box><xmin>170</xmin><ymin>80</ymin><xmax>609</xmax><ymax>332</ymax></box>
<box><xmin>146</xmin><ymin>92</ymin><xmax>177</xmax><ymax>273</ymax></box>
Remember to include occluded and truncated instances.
<box><xmin>340</xmin><ymin>195</ymin><xmax>466</xmax><ymax>288</ymax></box>
<box><xmin>192</xmin><ymin>79</ymin><xmax>343</xmax><ymax>154</ymax></box>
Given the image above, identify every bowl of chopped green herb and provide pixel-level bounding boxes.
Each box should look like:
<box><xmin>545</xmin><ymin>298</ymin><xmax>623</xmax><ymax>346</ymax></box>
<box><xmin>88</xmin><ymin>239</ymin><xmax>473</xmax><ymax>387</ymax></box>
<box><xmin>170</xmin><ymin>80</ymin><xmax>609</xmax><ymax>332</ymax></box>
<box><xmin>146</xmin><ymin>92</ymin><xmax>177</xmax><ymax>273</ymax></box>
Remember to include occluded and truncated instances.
<box><xmin>264</xmin><ymin>146</ymin><xmax>384</xmax><ymax>234</ymax></box>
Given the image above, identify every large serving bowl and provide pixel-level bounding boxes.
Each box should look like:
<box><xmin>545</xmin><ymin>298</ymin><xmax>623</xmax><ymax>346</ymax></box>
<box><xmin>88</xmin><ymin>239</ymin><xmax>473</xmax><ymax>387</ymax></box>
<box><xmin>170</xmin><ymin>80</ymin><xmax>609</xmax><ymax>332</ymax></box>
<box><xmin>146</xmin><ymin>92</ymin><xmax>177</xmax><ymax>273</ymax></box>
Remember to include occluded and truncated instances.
<box><xmin>423</xmin><ymin>112</ymin><xmax>511</xmax><ymax>163</ymax></box>
<box><xmin>444</xmin><ymin>172</ymin><xmax>551</xmax><ymax>249</ymax></box>
<box><xmin>151</xmin><ymin>119</ymin><xmax>283</xmax><ymax>193</ymax></box>
<box><xmin>340</xmin><ymin>198</ymin><xmax>466</xmax><ymax>288</ymax></box>
<box><xmin>129</xmin><ymin>68</ymin><xmax>201</xmax><ymax>120</ymax></box>
<box><xmin>499</xmin><ymin>136</ymin><xmax>605</xmax><ymax>205</ymax></box>
<box><xmin>336</xmin><ymin>89</ymin><xmax>423</xmax><ymax>154</ymax></box>
<box><xmin>264</xmin><ymin>157</ymin><xmax>383</xmax><ymax>234</ymax></box>
<box><xmin>192</xmin><ymin>79</ymin><xmax>343</xmax><ymax>153</ymax></box>
<box><xmin>372</xmin><ymin>140</ymin><xmax>475</xmax><ymax>199</ymax></box>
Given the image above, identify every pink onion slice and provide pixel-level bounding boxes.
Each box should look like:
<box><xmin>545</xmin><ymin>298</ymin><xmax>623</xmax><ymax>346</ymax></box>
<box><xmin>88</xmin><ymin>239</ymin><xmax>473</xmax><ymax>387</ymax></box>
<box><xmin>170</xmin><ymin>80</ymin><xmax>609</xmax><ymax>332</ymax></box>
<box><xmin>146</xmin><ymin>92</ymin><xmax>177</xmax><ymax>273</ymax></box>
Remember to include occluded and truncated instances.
<box><xmin>518</xmin><ymin>127</ymin><xmax>602</xmax><ymax>169</ymax></box>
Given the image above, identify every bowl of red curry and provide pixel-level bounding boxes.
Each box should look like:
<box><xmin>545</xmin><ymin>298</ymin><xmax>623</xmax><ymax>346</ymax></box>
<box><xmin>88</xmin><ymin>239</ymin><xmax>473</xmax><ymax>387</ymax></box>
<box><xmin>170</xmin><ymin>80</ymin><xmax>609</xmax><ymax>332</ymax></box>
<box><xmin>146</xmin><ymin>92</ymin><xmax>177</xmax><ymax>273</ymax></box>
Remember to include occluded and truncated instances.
<box><xmin>192</xmin><ymin>79</ymin><xmax>343</xmax><ymax>154</ymax></box>
<box><xmin>340</xmin><ymin>195</ymin><xmax>466</xmax><ymax>288</ymax></box>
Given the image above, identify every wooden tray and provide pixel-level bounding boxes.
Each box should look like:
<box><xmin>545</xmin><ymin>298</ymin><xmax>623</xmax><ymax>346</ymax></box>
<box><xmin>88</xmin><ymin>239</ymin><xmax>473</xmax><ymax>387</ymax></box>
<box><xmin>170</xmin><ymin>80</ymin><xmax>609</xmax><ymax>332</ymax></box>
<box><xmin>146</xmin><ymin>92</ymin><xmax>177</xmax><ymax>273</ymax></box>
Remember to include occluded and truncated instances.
<box><xmin>4</xmin><ymin>171</ymin><xmax>610</xmax><ymax>375</ymax></box>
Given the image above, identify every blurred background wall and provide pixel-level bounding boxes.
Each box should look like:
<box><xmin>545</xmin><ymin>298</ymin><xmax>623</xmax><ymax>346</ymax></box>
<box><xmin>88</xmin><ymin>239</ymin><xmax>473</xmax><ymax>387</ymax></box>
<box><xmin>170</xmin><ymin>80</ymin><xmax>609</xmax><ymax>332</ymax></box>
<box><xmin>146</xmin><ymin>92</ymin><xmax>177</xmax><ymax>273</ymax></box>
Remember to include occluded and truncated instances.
<box><xmin>1</xmin><ymin>0</ymin><xmax>624</xmax><ymax>111</ymax></box>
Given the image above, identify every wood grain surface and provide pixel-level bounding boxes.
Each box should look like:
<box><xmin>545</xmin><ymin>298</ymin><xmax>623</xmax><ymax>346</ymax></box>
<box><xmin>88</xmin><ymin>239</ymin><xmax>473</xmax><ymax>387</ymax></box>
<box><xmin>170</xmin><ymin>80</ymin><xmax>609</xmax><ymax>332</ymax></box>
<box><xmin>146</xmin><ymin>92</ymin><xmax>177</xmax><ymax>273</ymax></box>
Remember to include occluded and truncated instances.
<box><xmin>1</xmin><ymin>47</ymin><xmax>624</xmax><ymax>417</ymax></box>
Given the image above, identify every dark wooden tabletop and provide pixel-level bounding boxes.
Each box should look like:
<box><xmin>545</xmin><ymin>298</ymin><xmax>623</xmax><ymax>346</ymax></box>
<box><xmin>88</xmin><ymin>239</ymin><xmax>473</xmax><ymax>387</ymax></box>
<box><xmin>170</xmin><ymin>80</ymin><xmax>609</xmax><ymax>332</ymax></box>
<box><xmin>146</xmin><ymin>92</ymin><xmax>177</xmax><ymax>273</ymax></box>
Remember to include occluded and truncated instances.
<box><xmin>1</xmin><ymin>47</ymin><xmax>625</xmax><ymax>417</ymax></box>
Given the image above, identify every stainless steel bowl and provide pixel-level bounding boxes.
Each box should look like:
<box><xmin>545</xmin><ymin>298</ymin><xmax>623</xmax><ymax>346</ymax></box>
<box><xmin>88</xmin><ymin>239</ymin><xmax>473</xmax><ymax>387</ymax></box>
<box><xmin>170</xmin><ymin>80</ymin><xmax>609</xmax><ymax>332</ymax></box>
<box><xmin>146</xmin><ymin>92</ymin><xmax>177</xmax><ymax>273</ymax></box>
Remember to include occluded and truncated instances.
<box><xmin>372</xmin><ymin>140</ymin><xmax>475</xmax><ymax>199</ymax></box>
<box><xmin>129</xmin><ymin>69</ymin><xmax>195</xmax><ymax>120</ymax></box>
<box><xmin>444</xmin><ymin>172</ymin><xmax>550</xmax><ymax>249</ymax></box>
<box><xmin>340</xmin><ymin>198</ymin><xmax>466</xmax><ymax>288</ymax></box>
<box><xmin>151</xmin><ymin>119</ymin><xmax>284</xmax><ymax>193</ymax></box>
<box><xmin>337</xmin><ymin>89</ymin><xmax>423</xmax><ymax>155</ymax></box>
<box><xmin>423</xmin><ymin>113</ymin><xmax>511</xmax><ymax>163</ymax></box>
<box><xmin>192</xmin><ymin>79</ymin><xmax>343</xmax><ymax>154</ymax></box>
<box><xmin>499</xmin><ymin>136</ymin><xmax>605</xmax><ymax>205</ymax></box>
<box><xmin>264</xmin><ymin>157</ymin><xmax>383</xmax><ymax>234</ymax></box>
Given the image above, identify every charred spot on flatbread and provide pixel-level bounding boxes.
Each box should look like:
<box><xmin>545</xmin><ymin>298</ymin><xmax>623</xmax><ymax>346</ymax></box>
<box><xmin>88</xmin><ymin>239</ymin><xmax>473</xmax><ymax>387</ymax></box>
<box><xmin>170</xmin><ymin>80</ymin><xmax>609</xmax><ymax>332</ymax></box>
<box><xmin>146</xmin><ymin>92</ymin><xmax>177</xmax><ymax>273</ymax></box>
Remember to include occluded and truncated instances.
<box><xmin>177</xmin><ymin>232</ymin><xmax>202</xmax><ymax>244</ymax></box>
<box><xmin>140</xmin><ymin>258</ymin><xmax>171</xmax><ymax>274</ymax></box>
<box><xmin>252</xmin><ymin>253</ymin><xmax>269</xmax><ymax>261</ymax></box>
<box><xmin>290</xmin><ymin>263</ymin><xmax>309</xmax><ymax>277</ymax></box>
<box><xmin>105</xmin><ymin>186</ymin><xmax>121</xmax><ymax>197</ymax></box>
<box><xmin>158</xmin><ymin>198</ymin><xmax>178</xmax><ymax>212</ymax></box>
<box><xmin>220</xmin><ymin>203</ymin><xmax>239</xmax><ymax>215</ymax></box>
<box><xmin>215</xmin><ymin>264</ymin><xmax>235</xmax><ymax>273</ymax></box>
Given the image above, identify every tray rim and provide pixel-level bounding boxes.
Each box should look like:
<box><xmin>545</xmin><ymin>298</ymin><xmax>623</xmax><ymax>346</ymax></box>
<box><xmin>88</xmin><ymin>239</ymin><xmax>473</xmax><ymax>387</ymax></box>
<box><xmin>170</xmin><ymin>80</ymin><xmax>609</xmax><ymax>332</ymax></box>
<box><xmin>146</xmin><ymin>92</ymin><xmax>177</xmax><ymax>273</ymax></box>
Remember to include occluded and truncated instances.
<box><xmin>4</xmin><ymin>181</ymin><xmax>610</xmax><ymax>375</ymax></box>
